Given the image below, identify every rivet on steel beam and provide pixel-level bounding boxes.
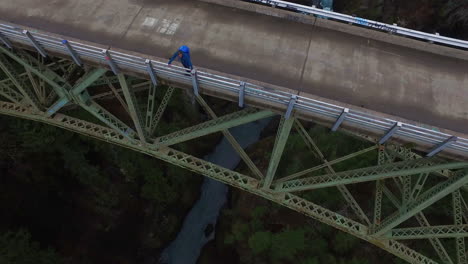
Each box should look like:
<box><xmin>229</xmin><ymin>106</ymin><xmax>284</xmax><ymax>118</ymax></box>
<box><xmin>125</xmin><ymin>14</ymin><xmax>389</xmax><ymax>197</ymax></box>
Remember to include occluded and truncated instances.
<box><xmin>191</xmin><ymin>69</ymin><xmax>199</xmax><ymax>96</ymax></box>
<box><xmin>331</xmin><ymin>108</ymin><xmax>349</xmax><ymax>132</ymax></box>
<box><xmin>238</xmin><ymin>81</ymin><xmax>246</xmax><ymax>108</ymax></box>
<box><xmin>145</xmin><ymin>59</ymin><xmax>158</xmax><ymax>86</ymax></box>
<box><xmin>102</xmin><ymin>49</ymin><xmax>119</xmax><ymax>75</ymax></box>
<box><xmin>426</xmin><ymin>136</ymin><xmax>457</xmax><ymax>157</ymax></box>
<box><xmin>61</xmin><ymin>40</ymin><xmax>82</xmax><ymax>66</ymax></box>
<box><xmin>0</xmin><ymin>32</ymin><xmax>13</xmax><ymax>49</ymax></box>
<box><xmin>285</xmin><ymin>95</ymin><xmax>297</xmax><ymax>119</ymax></box>
<box><xmin>379</xmin><ymin>122</ymin><xmax>402</xmax><ymax>144</ymax></box>
<box><xmin>23</xmin><ymin>30</ymin><xmax>47</xmax><ymax>58</ymax></box>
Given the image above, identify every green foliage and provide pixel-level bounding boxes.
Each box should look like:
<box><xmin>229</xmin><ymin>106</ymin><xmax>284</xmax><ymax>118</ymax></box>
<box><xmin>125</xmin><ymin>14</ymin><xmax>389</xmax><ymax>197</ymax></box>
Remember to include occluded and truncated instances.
<box><xmin>0</xmin><ymin>229</ymin><xmax>61</xmax><ymax>264</ymax></box>
<box><xmin>333</xmin><ymin>232</ymin><xmax>359</xmax><ymax>254</ymax></box>
<box><xmin>271</xmin><ymin>229</ymin><xmax>306</xmax><ymax>261</ymax></box>
<box><xmin>231</xmin><ymin>221</ymin><xmax>249</xmax><ymax>241</ymax></box>
<box><xmin>248</xmin><ymin>231</ymin><xmax>272</xmax><ymax>254</ymax></box>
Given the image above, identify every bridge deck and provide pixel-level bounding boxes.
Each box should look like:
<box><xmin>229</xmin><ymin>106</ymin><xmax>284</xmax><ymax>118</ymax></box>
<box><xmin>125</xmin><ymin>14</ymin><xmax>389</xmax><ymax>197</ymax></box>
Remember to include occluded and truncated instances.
<box><xmin>0</xmin><ymin>0</ymin><xmax>467</xmax><ymax>133</ymax></box>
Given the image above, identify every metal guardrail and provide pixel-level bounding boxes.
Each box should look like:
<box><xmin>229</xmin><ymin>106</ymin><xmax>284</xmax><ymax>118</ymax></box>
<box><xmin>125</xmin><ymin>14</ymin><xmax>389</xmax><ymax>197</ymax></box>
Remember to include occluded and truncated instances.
<box><xmin>245</xmin><ymin>0</ymin><xmax>468</xmax><ymax>49</ymax></box>
<box><xmin>0</xmin><ymin>22</ymin><xmax>467</xmax><ymax>157</ymax></box>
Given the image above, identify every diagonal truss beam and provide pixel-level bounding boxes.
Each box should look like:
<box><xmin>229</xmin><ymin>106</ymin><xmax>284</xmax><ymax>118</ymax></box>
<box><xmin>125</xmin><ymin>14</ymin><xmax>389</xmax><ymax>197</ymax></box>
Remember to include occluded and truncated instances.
<box><xmin>373</xmin><ymin>171</ymin><xmax>468</xmax><ymax>236</ymax></box>
<box><xmin>294</xmin><ymin>120</ymin><xmax>371</xmax><ymax>225</ymax></box>
<box><xmin>148</xmin><ymin>86</ymin><xmax>174</xmax><ymax>135</ymax></box>
<box><xmin>0</xmin><ymin>53</ymin><xmax>41</xmax><ymax>111</ymax></box>
<box><xmin>155</xmin><ymin>107</ymin><xmax>274</xmax><ymax>146</ymax></box>
<box><xmin>276</xmin><ymin>159</ymin><xmax>468</xmax><ymax>192</ymax></box>
<box><xmin>0</xmin><ymin>82</ymin><xmax>24</xmax><ymax>104</ymax></box>
<box><xmin>0</xmin><ymin>100</ymin><xmax>438</xmax><ymax>264</ymax></box>
<box><xmin>383</xmin><ymin>147</ymin><xmax>454</xmax><ymax>263</ymax></box>
<box><xmin>384</xmin><ymin>225</ymin><xmax>468</xmax><ymax>240</ymax></box>
<box><xmin>196</xmin><ymin>95</ymin><xmax>266</xmax><ymax>179</ymax></box>
<box><xmin>262</xmin><ymin>116</ymin><xmax>294</xmax><ymax>189</ymax></box>
<box><xmin>47</xmin><ymin>68</ymin><xmax>108</xmax><ymax>116</ymax></box>
<box><xmin>118</xmin><ymin>73</ymin><xmax>147</xmax><ymax>143</ymax></box>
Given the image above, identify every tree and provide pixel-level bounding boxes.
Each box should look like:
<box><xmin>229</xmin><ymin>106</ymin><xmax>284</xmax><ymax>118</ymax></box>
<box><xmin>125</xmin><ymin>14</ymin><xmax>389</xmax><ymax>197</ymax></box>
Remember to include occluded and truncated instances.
<box><xmin>248</xmin><ymin>231</ymin><xmax>272</xmax><ymax>254</ymax></box>
<box><xmin>271</xmin><ymin>229</ymin><xmax>305</xmax><ymax>261</ymax></box>
<box><xmin>0</xmin><ymin>229</ymin><xmax>61</xmax><ymax>264</ymax></box>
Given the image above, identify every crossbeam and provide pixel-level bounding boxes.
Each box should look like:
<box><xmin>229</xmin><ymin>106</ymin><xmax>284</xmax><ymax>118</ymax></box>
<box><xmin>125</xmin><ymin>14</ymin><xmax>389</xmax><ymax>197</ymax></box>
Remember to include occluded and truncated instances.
<box><xmin>276</xmin><ymin>159</ymin><xmax>468</xmax><ymax>192</ymax></box>
<box><xmin>373</xmin><ymin>171</ymin><xmax>468</xmax><ymax>236</ymax></box>
<box><xmin>155</xmin><ymin>108</ymin><xmax>274</xmax><ymax>146</ymax></box>
<box><xmin>385</xmin><ymin>225</ymin><xmax>468</xmax><ymax>240</ymax></box>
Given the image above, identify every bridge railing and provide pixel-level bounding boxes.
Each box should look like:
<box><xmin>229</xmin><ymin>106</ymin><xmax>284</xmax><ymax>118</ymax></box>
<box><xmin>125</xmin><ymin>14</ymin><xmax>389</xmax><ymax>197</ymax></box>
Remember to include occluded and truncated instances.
<box><xmin>0</xmin><ymin>22</ymin><xmax>467</xmax><ymax>157</ymax></box>
<box><xmin>244</xmin><ymin>0</ymin><xmax>468</xmax><ymax>49</ymax></box>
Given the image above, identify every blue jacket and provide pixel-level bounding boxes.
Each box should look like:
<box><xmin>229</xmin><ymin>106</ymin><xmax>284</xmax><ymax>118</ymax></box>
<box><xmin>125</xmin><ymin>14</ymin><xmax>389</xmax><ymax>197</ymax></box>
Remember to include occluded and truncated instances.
<box><xmin>168</xmin><ymin>45</ymin><xmax>193</xmax><ymax>70</ymax></box>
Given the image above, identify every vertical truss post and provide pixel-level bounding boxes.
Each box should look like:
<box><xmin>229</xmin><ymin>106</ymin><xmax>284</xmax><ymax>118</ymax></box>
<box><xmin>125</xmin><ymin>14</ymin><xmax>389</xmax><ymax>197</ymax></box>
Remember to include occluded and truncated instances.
<box><xmin>0</xmin><ymin>33</ymin><xmax>12</xmax><ymax>49</ymax></box>
<box><xmin>102</xmin><ymin>49</ymin><xmax>119</xmax><ymax>75</ymax></box>
<box><xmin>145</xmin><ymin>59</ymin><xmax>158</xmax><ymax>86</ymax></box>
<box><xmin>149</xmin><ymin>86</ymin><xmax>174</xmax><ymax>136</ymax></box>
<box><xmin>331</xmin><ymin>108</ymin><xmax>349</xmax><ymax>132</ymax></box>
<box><xmin>373</xmin><ymin>180</ymin><xmax>384</xmax><ymax>229</ymax></box>
<box><xmin>426</xmin><ymin>136</ymin><xmax>457</xmax><ymax>157</ymax></box>
<box><xmin>61</xmin><ymin>40</ymin><xmax>82</xmax><ymax>66</ymax></box>
<box><xmin>402</xmin><ymin>175</ymin><xmax>412</xmax><ymax>206</ymax></box>
<box><xmin>191</xmin><ymin>69</ymin><xmax>199</xmax><ymax>96</ymax></box>
<box><xmin>453</xmin><ymin>190</ymin><xmax>467</xmax><ymax>264</ymax></box>
<box><xmin>25</xmin><ymin>68</ymin><xmax>46</xmax><ymax>104</ymax></box>
<box><xmin>145</xmin><ymin>83</ymin><xmax>157</xmax><ymax>132</ymax></box>
<box><xmin>0</xmin><ymin>53</ymin><xmax>41</xmax><ymax>111</ymax></box>
<box><xmin>379</xmin><ymin>122</ymin><xmax>402</xmax><ymax>144</ymax></box>
<box><xmin>238</xmin><ymin>81</ymin><xmax>245</xmax><ymax>108</ymax></box>
<box><xmin>23</xmin><ymin>30</ymin><xmax>47</xmax><ymax>58</ymax></box>
<box><xmin>117</xmin><ymin>73</ymin><xmax>146</xmax><ymax>143</ymax></box>
<box><xmin>262</xmin><ymin>116</ymin><xmax>294</xmax><ymax>189</ymax></box>
<box><xmin>284</xmin><ymin>95</ymin><xmax>297</xmax><ymax>119</ymax></box>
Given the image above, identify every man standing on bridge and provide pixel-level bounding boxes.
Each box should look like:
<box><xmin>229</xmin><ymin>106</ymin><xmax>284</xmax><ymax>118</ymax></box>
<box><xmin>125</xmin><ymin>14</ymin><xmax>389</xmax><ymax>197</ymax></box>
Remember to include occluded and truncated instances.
<box><xmin>168</xmin><ymin>45</ymin><xmax>193</xmax><ymax>70</ymax></box>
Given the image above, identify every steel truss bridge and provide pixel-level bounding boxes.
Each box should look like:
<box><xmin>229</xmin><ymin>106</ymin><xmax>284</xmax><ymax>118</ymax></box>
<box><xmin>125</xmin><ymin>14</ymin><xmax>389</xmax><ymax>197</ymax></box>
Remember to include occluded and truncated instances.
<box><xmin>0</xmin><ymin>22</ymin><xmax>467</xmax><ymax>264</ymax></box>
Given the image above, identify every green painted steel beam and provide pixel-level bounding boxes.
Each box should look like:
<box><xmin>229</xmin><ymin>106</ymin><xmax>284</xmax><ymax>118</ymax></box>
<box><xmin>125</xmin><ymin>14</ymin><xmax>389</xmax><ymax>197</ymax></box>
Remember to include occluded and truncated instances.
<box><xmin>453</xmin><ymin>190</ymin><xmax>467</xmax><ymax>264</ymax></box>
<box><xmin>155</xmin><ymin>108</ymin><xmax>274</xmax><ymax>146</ymax></box>
<box><xmin>145</xmin><ymin>83</ymin><xmax>157</xmax><ymax>133</ymax></box>
<box><xmin>0</xmin><ymin>46</ymin><xmax>70</xmax><ymax>98</ymax></box>
<box><xmin>0</xmin><ymin>53</ymin><xmax>41</xmax><ymax>111</ymax></box>
<box><xmin>72</xmin><ymin>68</ymin><xmax>107</xmax><ymax>96</ymax></box>
<box><xmin>262</xmin><ymin>116</ymin><xmax>294</xmax><ymax>189</ymax></box>
<box><xmin>77</xmin><ymin>94</ymin><xmax>136</xmax><ymax>141</ymax></box>
<box><xmin>294</xmin><ymin>120</ymin><xmax>371</xmax><ymax>225</ymax></box>
<box><xmin>276</xmin><ymin>159</ymin><xmax>468</xmax><ymax>192</ymax></box>
<box><xmin>384</xmin><ymin>224</ymin><xmax>468</xmax><ymax>240</ymax></box>
<box><xmin>0</xmin><ymin>82</ymin><xmax>24</xmax><ymax>104</ymax></box>
<box><xmin>0</xmin><ymin>100</ymin><xmax>438</xmax><ymax>264</ymax></box>
<box><xmin>415</xmin><ymin>214</ymin><xmax>454</xmax><ymax>264</ymax></box>
<box><xmin>149</xmin><ymin>86</ymin><xmax>174</xmax><ymax>135</ymax></box>
<box><xmin>373</xmin><ymin>171</ymin><xmax>468</xmax><ymax>236</ymax></box>
<box><xmin>196</xmin><ymin>95</ymin><xmax>266</xmax><ymax>180</ymax></box>
<box><xmin>118</xmin><ymin>73</ymin><xmax>147</xmax><ymax>143</ymax></box>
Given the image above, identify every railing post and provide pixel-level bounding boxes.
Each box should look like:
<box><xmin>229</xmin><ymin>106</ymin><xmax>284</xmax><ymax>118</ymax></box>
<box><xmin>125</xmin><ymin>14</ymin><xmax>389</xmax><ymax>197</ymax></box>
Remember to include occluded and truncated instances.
<box><xmin>145</xmin><ymin>59</ymin><xmax>158</xmax><ymax>86</ymax></box>
<box><xmin>61</xmin><ymin>40</ymin><xmax>82</xmax><ymax>66</ymax></box>
<box><xmin>23</xmin><ymin>30</ymin><xmax>47</xmax><ymax>58</ymax></box>
<box><xmin>102</xmin><ymin>49</ymin><xmax>119</xmax><ymax>75</ymax></box>
<box><xmin>379</xmin><ymin>122</ymin><xmax>402</xmax><ymax>144</ymax></box>
<box><xmin>0</xmin><ymin>32</ymin><xmax>12</xmax><ymax>49</ymax></box>
<box><xmin>285</xmin><ymin>95</ymin><xmax>297</xmax><ymax>119</ymax></box>
<box><xmin>238</xmin><ymin>81</ymin><xmax>245</xmax><ymax>108</ymax></box>
<box><xmin>426</xmin><ymin>136</ymin><xmax>457</xmax><ymax>157</ymax></box>
<box><xmin>331</xmin><ymin>108</ymin><xmax>349</xmax><ymax>132</ymax></box>
<box><xmin>191</xmin><ymin>69</ymin><xmax>199</xmax><ymax>96</ymax></box>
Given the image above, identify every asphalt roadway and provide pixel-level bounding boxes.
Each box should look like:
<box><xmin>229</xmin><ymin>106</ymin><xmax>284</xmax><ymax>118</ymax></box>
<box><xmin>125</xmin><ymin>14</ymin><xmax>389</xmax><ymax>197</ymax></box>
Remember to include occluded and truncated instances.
<box><xmin>0</xmin><ymin>0</ymin><xmax>467</xmax><ymax>133</ymax></box>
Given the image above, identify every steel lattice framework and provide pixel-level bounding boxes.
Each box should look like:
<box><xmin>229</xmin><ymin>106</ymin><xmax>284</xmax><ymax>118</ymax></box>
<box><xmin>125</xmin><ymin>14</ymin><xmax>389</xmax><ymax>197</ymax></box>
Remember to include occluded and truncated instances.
<box><xmin>0</xmin><ymin>44</ymin><xmax>467</xmax><ymax>264</ymax></box>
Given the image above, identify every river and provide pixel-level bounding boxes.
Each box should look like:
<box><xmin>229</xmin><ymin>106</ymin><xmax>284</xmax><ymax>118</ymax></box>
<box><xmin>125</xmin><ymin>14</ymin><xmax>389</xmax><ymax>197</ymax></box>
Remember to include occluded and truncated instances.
<box><xmin>159</xmin><ymin>117</ymin><xmax>271</xmax><ymax>264</ymax></box>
